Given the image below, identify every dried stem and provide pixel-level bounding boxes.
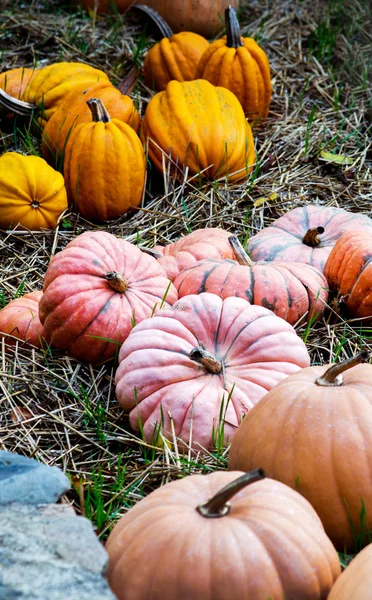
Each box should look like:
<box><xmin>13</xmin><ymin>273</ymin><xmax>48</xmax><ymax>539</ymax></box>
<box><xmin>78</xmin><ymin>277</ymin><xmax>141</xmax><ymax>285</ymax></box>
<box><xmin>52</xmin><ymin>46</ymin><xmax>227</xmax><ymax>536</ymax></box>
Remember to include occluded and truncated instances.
<box><xmin>87</xmin><ymin>98</ymin><xmax>110</xmax><ymax>123</ymax></box>
<box><xmin>105</xmin><ymin>271</ymin><xmax>128</xmax><ymax>292</ymax></box>
<box><xmin>189</xmin><ymin>344</ymin><xmax>223</xmax><ymax>374</ymax></box>
<box><xmin>302</xmin><ymin>226</ymin><xmax>325</xmax><ymax>247</ymax></box>
<box><xmin>315</xmin><ymin>351</ymin><xmax>370</xmax><ymax>386</ymax></box>
<box><xmin>228</xmin><ymin>235</ymin><xmax>253</xmax><ymax>266</ymax></box>
<box><xmin>225</xmin><ymin>6</ymin><xmax>243</xmax><ymax>48</ymax></box>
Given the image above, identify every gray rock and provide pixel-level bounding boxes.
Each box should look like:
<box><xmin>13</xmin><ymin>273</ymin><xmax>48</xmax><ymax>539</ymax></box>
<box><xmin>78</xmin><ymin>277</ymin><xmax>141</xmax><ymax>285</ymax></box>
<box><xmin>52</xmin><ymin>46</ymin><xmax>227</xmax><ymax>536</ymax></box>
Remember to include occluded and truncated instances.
<box><xmin>0</xmin><ymin>451</ymin><xmax>70</xmax><ymax>505</ymax></box>
<box><xmin>0</xmin><ymin>503</ymin><xmax>117</xmax><ymax>600</ymax></box>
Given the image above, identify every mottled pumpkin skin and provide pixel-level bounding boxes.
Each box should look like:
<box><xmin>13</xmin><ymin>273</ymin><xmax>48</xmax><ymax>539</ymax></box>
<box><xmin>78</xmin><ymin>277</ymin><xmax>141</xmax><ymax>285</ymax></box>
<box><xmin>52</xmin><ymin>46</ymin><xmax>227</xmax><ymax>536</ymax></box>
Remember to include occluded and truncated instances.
<box><xmin>41</xmin><ymin>81</ymin><xmax>141</xmax><ymax>165</ymax></box>
<box><xmin>22</xmin><ymin>62</ymin><xmax>109</xmax><ymax>126</ymax></box>
<box><xmin>144</xmin><ymin>32</ymin><xmax>209</xmax><ymax>92</ymax></box>
<box><xmin>0</xmin><ymin>67</ymin><xmax>39</xmax><ymax>100</ymax></box>
<box><xmin>106</xmin><ymin>471</ymin><xmax>340</xmax><ymax>600</ymax></box>
<box><xmin>248</xmin><ymin>205</ymin><xmax>372</xmax><ymax>273</ymax></box>
<box><xmin>324</xmin><ymin>230</ymin><xmax>372</xmax><ymax>322</ymax></box>
<box><xmin>142</xmin><ymin>79</ymin><xmax>255</xmax><ymax>182</ymax></box>
<box><xmin>174</xmin><ymin>257</ymin><xmax>328</xmax><ymax>325</ymax></box>
<box><xmin>153</xmin><ymin>228</ymin><xmax>236</xmax><ymax>280</ymax></box>
<box><xmin>39</xmin><ymin>232</ymin><xmax>178</xmax><ymax>364</ymax></box>
<box><xmin>196</xmin><ymin>36</ymin><xmax>271</xmax><ymax>120</ymax></box>
<box><xmin>228</xmin><ymin>362</ymin><xmax>372</xmax><ymax>551</ymax></box>
<box><xmin>0</xmin><ymin>152</ymin><xmax>68</xmax><ymax>231</ymax></box>
<box><xmin>115</xmin><ymin>292</ymin><xmax>310</xmax><ymax>450</ymax></box>
<box><xmin>328</xmin><ymin>543</ymin><xmax>372</xmax><ymax>600</ymax></box>
<box><xmin>63</xmin><ymin>108</ymin><xmax>146</xmax><ymax>223</ymax></box>
<box><xmin>0</xmin><ymin>291</ymin><xmax>45</xmax><ymax>347</ymax></box>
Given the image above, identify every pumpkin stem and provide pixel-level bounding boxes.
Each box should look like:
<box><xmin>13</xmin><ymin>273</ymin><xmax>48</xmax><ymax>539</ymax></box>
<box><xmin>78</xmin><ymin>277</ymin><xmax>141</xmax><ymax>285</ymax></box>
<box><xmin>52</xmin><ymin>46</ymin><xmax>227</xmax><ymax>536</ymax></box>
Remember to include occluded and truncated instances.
<box><xmin>133</xmin><ymin>4</ymin><xmax>174</xmax><ymax>38</ymax></box>
<box><xmin>197</xmin><ymin>469</ymin><xmax>266</xmax><ymax>518</ymax></box>
<box><xmin>225</xmin><ymin>7</ymin><xmax>243</xmax><ymax>49</ymax></box>
<box><xmin>117</xmin><ymin>65</ymin><xmax>141</xmax><ymax>95</ymax></box>
<box><xmin>228</xmin><ymin>236</ymin><xmax>253</xmax><ymax>266</ymax></box>
<box><xmin>315</xmin><ymin>351</ymin><xmax>370</xmax><ymax>387</ymax></box>
<box><xmin>105</xmin><ymin>271</ymin><xmax>128</xmax><ymax>293</ymax></box>
<box><xmin>189</xmin><ymin>343</ymin><xmax>223</xmax><ymax>374</ymax></box>
<box><xmin>87</xmin><ymin>98</ymin><xmax>111</xmax><ymax>123</ymax></box>
<box><xmin>0</xmin><ymin>87</ymin><xmax>36</xmax><ymax>116</ymax></box>
<box><xmin>138</xmin><ymin>246</ymin><xmax>162</xmax><ymax>259</ymax></box>
<box><xmin>302</xmin><ymin>226</ymin><xmax>325</xmax><ymax>247</ymax></box>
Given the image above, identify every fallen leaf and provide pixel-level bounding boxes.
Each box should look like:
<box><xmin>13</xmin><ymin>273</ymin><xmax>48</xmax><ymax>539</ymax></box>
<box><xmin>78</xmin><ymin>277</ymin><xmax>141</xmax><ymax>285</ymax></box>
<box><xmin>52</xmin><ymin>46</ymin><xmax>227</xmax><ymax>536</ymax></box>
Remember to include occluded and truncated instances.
<box><xmin>253</xmin><ymin>192</ymin><xmax>278</xmax><ymax>208</ymax></box>
<box><xmin>319</xmin><ymin>151</ymin><xmax>353</xmax><ymax>165</ymax></box>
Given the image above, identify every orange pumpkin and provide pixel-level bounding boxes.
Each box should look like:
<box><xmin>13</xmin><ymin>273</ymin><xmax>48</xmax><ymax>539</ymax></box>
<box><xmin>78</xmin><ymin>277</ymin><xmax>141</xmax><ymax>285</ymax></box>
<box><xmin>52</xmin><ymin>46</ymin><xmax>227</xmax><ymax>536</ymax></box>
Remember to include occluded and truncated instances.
<box><xmin>328</xmin><ymin>543</ymin><xmax>372</xmax><ymax>599</ymax></box>
<box><xmin>0</xmin><ymin>291</ymin><xmax>45</xmax><ymax>347</ymax></box>
<box><xmin>0</xmin><ymin>67</ymin><xmax>38</xmax><ymax>101</ymax></box>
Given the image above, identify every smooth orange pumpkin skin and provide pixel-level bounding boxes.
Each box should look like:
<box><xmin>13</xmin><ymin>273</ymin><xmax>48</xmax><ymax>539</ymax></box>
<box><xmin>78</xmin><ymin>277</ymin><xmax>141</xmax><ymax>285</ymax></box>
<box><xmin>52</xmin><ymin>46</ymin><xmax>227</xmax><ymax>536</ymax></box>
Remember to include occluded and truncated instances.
<box><xmin>106</xmin><ymin>470</ymin><xmax>340</xmax><ymax>600</ymax></box>
<box><xmin>0</xmin><ymin>67</ymin><xmax>39</xmax><ymax>100</ymax></box>
<box><xmin>0</xmin><ymin>291</ymin><xmax>45</xmax><ymax>347</ymax></box>
<box><xmin>228</xmin><ymin>361</ymin><xmax>372</xmax><ymax>551</ymax></box>
<box><xmin>324</xmin><ymin>230</ymin><xmax>372</xmax><ymax>322</ymax></box>
<box><xmin>0</xmin><ymin>152</ymin><xmax>68</xmax><ymax>231</ymax></box>
<box><xmin>144</xmin><ymin>32</ymin><xmax>209</xmax><ymax>91</ymax></box>
<box><xmin>41</xmin><ymin>81</ymin><xmax>141</xmax><ymax>165</ymax></box>
<box><xmin>196</xmin><ymin>36</ymin><xmax>272</xmax><ymax>120</ymax></box>
<box><xmin>142</xmin><ymin>79</ymin><xmax>255</xmax><ymax>182</ymax></box>
<box><xmin>328</xmin><ymin>543</ymin><xmax>372</xmax><ymax>600</ymax></box>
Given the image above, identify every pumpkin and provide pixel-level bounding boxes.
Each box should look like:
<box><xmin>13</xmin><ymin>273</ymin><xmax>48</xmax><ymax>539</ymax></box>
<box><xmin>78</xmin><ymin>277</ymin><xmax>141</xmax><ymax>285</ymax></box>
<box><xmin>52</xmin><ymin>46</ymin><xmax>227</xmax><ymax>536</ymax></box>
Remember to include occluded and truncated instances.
<box><xmin>0</xmin><ymin>67</ymin><xmax>38</xmax><ymax>101</ymax></box>
<box><xmin>0</xmin><ymin>291</ymin><xmax>45</xmax><ymax>348</ymax></box>
<box><xmin>115</xmin><ymin>292</ymin><xmax>310</xmax><ymax>450</ymax></box>
<box><xmin>38</xmin><ymin>231</ymin><xmax>178</xmax><ymax>364</ymax></box>
<box><xmin>75</xmin><ymin>0</ymin><xmax>134</xmax><ymax>13</ymax></box>
<box><xmin>106</xmin><ymin>469</ymin><xmax>340</xmax><ymax>600</ymax></box>
<box><xmin>142</xmin><ymin>79</ymin><xmax>255</xmax><ymax>182</ymax></box>
<box><xmin>248</xmin><ymin>204</ymin><xmax>372</xmax><ymax>273</ymax></box>
<box><xmin>22</xmin><ymin>61</ymin><xmax>109</xmax><ymax>127</ymax></box>
<box><xmin>324</xmin><ymin>230</ymin><xmax>372</xmax><ymax>323</ymax></box>
<box><xmin>144</xmin><ymin>32</ymin><xmax>209</xmax><ymax>92</ymax></box>
<box><xmin>63</xmin><ymin>98</ymin><xmax>146</xmax><ymax>223</ymax></box>
<box><xmin>328</xmin><ymin>543</ymin><xmax>372</xmax><ymax>600</ymax></box>
<box><xmin>228</xmin><ymin>351</ymin><xmax>372</xmax><ymax>551</ymax></box>
<box><xmin>173</xmin><ymin>235</ymin><xmax>328</xmax><ymax>326</ymax></box>
<box><xmin>41</xmin><ymin>81</ymin><xmax>141</xmax><ymax>166</ymax></box>
<box><xmin>0</xmin><ymin>152</ymin><xmax>68</xmax><ymax>231</ymax></box>
<box><xmin>196</xmin><ymin>7</ymin><xmax>271</xmax><ymax>120</ymax></box>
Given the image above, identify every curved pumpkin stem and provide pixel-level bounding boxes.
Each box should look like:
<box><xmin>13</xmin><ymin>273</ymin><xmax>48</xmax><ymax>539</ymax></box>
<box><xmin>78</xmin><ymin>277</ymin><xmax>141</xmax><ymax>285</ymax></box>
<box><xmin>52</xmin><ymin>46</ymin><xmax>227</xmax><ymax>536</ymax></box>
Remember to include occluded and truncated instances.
<box><xmin>197</xmin><ymin>469</ymin><xmax>265</xmax><ymax>518</ymax></box>
<box><xmin>189</xmin><ymin>343</ymin><xmax>223</xmax><ymax>374</ymax></box>
<box><xmin>133</xmin><ymin>4</ymin><xmax>173</xmax><ymax>38</ymax></box>
<box><xmin>0</xmin><ymin>87</ymin><xmax>36</xmax><ymax>116</ymax></box>
<box><xmin>302</xmin><ymin>226</ymin><xmax>325</xmax><ymax>247</ymax></box>
<box><xmin>87</xmin><ymin>98</ymin><xmax>111</xmax><ymax>123</ymax></box>
<box><xmin>228</xmin><ymin>235</ymin><xmax>253</xmax><ymax>266</ymax></box>
<box><xmin>315</xmin><ymin>351</ymin><xmax>370</xmax><ymax>387</ymax></box>
<box><xmin>138</xmin><ymin>246</ymin><xmax>163</xmax><ymax>259</ymax></box>
<box><xmin>225</xmin><ymin>6</ymin><xmax>243</xmax><ymax>49</ymax></box>
<box><xmin>105</xmin><ymin>271</ymin><xmax>128</xmax><ymax>293</ymax></box>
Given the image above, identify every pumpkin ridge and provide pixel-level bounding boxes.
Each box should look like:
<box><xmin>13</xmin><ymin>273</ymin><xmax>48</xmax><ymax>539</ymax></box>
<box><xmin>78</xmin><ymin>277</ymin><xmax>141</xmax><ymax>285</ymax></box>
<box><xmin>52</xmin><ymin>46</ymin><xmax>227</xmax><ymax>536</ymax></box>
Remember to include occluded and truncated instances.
<box><xmin>219</xmin><ymin>305</ymin><xmax>271</xmax><ymax>362</ymax></box>
<box><xmin>346</xmin><ymin>254</ymin><xmax>372</xmax><ymax>298</ymax></box>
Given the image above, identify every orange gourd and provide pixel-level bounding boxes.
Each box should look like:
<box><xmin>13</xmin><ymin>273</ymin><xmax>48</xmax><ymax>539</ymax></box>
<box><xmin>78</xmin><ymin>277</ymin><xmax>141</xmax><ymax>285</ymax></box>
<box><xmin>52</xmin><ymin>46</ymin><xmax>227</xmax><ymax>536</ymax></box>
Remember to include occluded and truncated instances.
<box><xmin>0</xmin><ymin>291</ymin><xmax>45</xmax><ymax>347</ymax></box>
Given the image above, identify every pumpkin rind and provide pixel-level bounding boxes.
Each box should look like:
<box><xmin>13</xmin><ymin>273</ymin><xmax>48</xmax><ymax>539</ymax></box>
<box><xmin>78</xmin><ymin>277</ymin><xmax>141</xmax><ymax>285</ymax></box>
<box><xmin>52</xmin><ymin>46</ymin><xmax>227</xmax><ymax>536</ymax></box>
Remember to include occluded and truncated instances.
<box><xmin>0</xmin><ymin>291</ymin><xmax>45</xmax><ymax>347</ymax></box>
<box><xmin>0</xmin><ymin>152</ymin><xmax>68</xmax><ymax>231</ymax></box>
<box><xmin>0</xmin><ymin>67</ymin><xmax>39</xmax><ymax>101</ymax></box>
<box><xmin>141</xmin><ymin>79</ymin><xmax>255</xmax><ymax>182</ymax></box>
<box><xmin>106</xmin><ymin>470</ymin><xmax>340</xmax><ymax>600</ymax></box>
<box><xmin>39</xmin><ymin>231</ymin><xmax>178</xmax><ymax>364</ymax></box>
<box><xmin>115</xmin><ymin>292</ymin><xmax>310</xmax><ymax>449</ymax></box>
<box><xmin>328</xmin><ymin>543</ymin><xmax>372</xmax><ymax>600</ymax></box>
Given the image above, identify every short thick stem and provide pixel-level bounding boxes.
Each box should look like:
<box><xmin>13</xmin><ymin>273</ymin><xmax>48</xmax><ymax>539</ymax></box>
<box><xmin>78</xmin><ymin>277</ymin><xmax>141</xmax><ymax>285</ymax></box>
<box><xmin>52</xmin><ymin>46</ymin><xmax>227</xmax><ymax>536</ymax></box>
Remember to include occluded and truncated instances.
<box><xmin>228</xmin><ymin>236</ymin><xmax>253</xmax><ymax>266</ymax></box>
<box><xmin>197</xmin><ymin>469</ymin><xmax>265</xmax><ymax>518</ymax></box>
<box><xmin>105</xmin><ymin>271</ymin><xmax>128</xmax><ymax>293</ymax></box>
<box><xmin>225</xmin><ymin>6</ymin><xmax>243</xmax><ymax>49</ymax></box>
<box><xmin>87</xmin><ymin>98</ymin><xmax>110</xmax><ymax>123</ymax></box>
<box><xmin>315</xmin><ymin>351</ymin><xmax>370</xmax><ymax>386</ymax></box>
<box><xmin>302</xmin><ymin>226</ymin><xmax>324</xmax><ymax>247</ymax></box>
<box><xmin>189</xmin><ymin>345</ymin><xmax>223</xmax><ymax>374</ymax></box>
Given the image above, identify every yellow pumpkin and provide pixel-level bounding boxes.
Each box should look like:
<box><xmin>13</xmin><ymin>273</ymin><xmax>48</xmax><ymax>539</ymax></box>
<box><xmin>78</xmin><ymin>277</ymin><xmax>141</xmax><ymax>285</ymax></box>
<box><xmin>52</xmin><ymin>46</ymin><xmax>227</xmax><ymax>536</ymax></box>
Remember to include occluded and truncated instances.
<box><xmin>0</xmin><ymin>152</ymin><xmax>68</xmax><ymax>231</ymax></box>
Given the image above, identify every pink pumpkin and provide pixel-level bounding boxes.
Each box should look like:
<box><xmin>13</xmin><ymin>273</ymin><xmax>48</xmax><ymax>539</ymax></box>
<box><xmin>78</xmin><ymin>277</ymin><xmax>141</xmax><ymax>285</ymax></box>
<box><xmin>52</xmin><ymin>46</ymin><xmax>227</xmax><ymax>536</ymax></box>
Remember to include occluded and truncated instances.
<box><xmin>0</xmin><ymin>291</ymin><xmax>44</xmax><ymax>347</ymax></box>
<box><xmin>115</xmin><ymin>292</ymin><xmax>310</xmax><ymax>450</ymax></box>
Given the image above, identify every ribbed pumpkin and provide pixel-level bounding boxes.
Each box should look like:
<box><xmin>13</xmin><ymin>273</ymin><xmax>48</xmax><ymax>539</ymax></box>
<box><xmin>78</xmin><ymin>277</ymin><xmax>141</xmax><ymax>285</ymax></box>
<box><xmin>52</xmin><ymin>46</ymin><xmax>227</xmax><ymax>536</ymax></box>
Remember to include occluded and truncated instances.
<box><xmin>0</xmin><ymin>67</ymin><xmax>38</xmax><ymax>101</ymax></box>
<box><xmin>173</xmin><ymin>236</ymin><xmax>328</xmax><ymax>326</ymax></box>
<box><xmin>22</xmin><ymin>61</ymin><xmax>109</xmax><ymax>127</ymax></box>
<box><xmin>324</xmin><ymin>230</ymin><xmax>372</xmax><ymax>323</ymax></box>
<box><xmin>142</xmin><ymin>79</ymin><xmax>255</xmax><ymax>182</ymax></box>
<box><xmin>0</xmin><ymin>152</ymin><xmax>68</xmax><ymax>231</ymax></box>
<box><xmin>115</xmin><ymin>292</ymin><xmax>310</xmax><ymax>450</ymax></box>
<box><xmin>107</xmin><ymin>469</ymin><xmax>340</xmax><ymax>600</ymax></box>
<box><xmin>41</xmin><ymin>81</ymin><xmax>141</xmax><ymax>166</ymax></box>
<box><xmin>39</xmin><ymin>231</ymin><xmax>178</xmax><ymax>364</ymax></box>
<box><xmin>196</xmin><ymin>7</ymin><xmax>271</xmax><ymax>120</ymax></box>
<box><xmin>248</xmin><ymin>204</ymin><xmax>372</xmax><ymax>273</ymax></box>
<box><xmin>144</xmin><ymin>32</ymin><xmax>209</xmax><ymax>91</ymax></box>
<box><xmin>228</xmin><ymin>352</ymin><xmax>372</xmax><ymax>551</ymax></box>
<box><xmin>63</xmin><ymin>98</ymin><xmax>146</xmax><ymax>223</ymax></box>
<box><xmin>0</xmin><ymin>291</ymin><xmax>45</xmax><ymax>347</ymax></box>
<box><xmin>328</xmin><ymin>543</ymin><xmax>372</xmax><ymax>600</ymax></box>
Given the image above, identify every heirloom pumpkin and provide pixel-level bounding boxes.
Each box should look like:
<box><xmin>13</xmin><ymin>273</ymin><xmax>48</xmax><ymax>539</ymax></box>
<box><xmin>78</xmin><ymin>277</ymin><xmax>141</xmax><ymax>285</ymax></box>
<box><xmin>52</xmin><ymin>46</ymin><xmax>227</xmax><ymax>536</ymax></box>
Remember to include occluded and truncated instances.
<box><xmin>115</xmin><ymin>292</ymin><xmax>310</xmax><ymax>450</ymax></box>
<box><xmin>39</xmin><ymin>231</ymin><xmax>178</xmax><ymax>364</ymax></box>
<box><xmin>0</xmin><ymin>291</ymin><xmax>45</xmax><ymax>347</ymax></box>
<box><xmin>324</xmin><ymin>230</ymin><xmax>372</xmax><ymax>323</ymax></box>
<box><xmin>142</xmin><ymin>79</ymin><xmax>255</xmax><ymax>182</ymax></box>
<box><xmin>196</xmin><ymin>7</ymin><xmax>271</xmax><ymax>120</ymax></box>
<box><xmin>0</xmin><ymin>152</ymin><xmax>68</xmax><ymax>231</ymax></box>
<box><xmin>63</xmin><ymin>98</ymin><xmax>146</xmax><ymax>223</ymax></box>
<box><xmin>42</xmin><ymin>81</ymin><xmax>140</xmax><ymax>165</ymax></box>
<box><xmin>228</xmin><ymin>352</ymin><xmax>372</xmax><ymax>551</ymax></box>
<box><xmin>0</xmin><ymin>67</ymin><xmax>38</xmax><ymax>101</ymax></box>
<box><xmin>106</xmin><ymin>469</ymin><xmax>340</xmax><ymax>600</ymax></box>
<box><xmin>248</xmin><ymin>204</ymin><xmax>372</xmax><ymax>273</ymax></box>
<box><xmin>328</xmin><ymin>543</ymin><xmax>372</xmax><ymax>600</ymax></box>
<box><xmin>173</xmin><ymin>236</ymin><xmax>328</xmax><ymax>326</ymax></box>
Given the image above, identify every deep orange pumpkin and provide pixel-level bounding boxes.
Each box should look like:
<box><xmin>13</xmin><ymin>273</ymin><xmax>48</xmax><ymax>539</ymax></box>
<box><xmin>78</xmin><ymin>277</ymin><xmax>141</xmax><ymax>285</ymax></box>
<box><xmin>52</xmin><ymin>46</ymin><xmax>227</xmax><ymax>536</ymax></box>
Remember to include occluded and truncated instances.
<box><xmin>0</xmin><ymin>291</ymin><xmax>45</xmax><ymax>347</ymax></box>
